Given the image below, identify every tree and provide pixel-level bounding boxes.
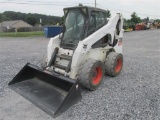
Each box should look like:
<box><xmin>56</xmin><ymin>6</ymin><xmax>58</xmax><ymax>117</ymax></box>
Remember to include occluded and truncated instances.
<box><xmin>0</xmin><ymin>14</ymin><xmax>11</xmax><ymax>22</ymax></box>
<box><xmin>130</xmin><ymin>12</ymin><xmax>141</xmax><ymax>24</ymax></box>
<box><xmin>26</xmin><ymin>16</ymin><xmax>36</xmax><ymax>26</ymax></box>
<box><xmin>61</xmin><ymin>15</ymin><xmax>65</xmax><ymax>24</ymax></box>
<box><xmin>155</xmin><ymin>19</ymin><xmax>160</xmax><ymax>23</ymax></box>
<box><xmin>79</xmin><ymin>3</ymin><xmax>83</xmax><ymax>6</ymax></box>
<box><xmin>1</xmin><ymin>11</ymin><xmax>61</xmax><ymax>25</ymax></box>
<box><xmin>146</xmin><ymin>16</ymin><xmax>149</xmax><ymax>22</ymax></box>
<box><xmin>106</xmin><ymin>10</ymin><xmax>111</xmax><ymax>17</ymax></box>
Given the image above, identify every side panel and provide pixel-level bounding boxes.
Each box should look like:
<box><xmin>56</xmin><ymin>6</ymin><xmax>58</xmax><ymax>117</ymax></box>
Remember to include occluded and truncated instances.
<box><xmin>113</xmin><ymin>14</ymin><xmax>124</xmax><ymax>53</ymax></box>
<box><xmin>113</xmin><ymin>29</ymin><xmax>124</xmax><ymax>53</ymax></box>
<box><xmin>86</xmin><ymin>48</ymin><xmax>110</xmax><ymax>62</ymax></box>
<box><xmin>69</xmin><ymin>47</ymin><xmax>111</xmax><ymax>79</ymax></box>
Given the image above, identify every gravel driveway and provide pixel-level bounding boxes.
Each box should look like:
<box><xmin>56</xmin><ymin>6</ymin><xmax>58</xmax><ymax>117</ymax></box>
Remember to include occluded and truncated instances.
<box><xmin>0</xmin><ymin>30</ymin><xmax>160</xmax><ymax>120</ymax></box>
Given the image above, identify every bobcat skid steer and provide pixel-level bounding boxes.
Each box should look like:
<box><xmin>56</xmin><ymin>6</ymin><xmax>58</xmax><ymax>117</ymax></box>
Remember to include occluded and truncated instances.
<box><xmin>9</xmin><ymin>6</ymin><xmax>124</xmax><ymax>118</ymax></box>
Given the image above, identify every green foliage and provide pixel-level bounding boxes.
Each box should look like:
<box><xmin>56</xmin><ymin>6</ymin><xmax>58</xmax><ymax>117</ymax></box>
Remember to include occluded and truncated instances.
<box><xmin>3</xmin><ymin>11</ymin><xmax>26</xmax><ymax>21</ymax></box>
<box><xmin>123</xmin><ymin>18</ymin><xmax>136</xmax><ymax>30</ymax></box>
<box><xmin>0</xmin><ymin>11</ymin><xmax>61</xmax><ymax>25</ymax></box>
<box><xmin>0</xmin><ymin>13</ymin><xmax>12</xmax><ymax>22</ymax></box>
<box><xmin>130</xmin><ymin>12</ymin><xmax>141</xmax><ymax>24</ymax></box>
<box><xmin>26</xmin><ymin>16</ymin><xmax>36</xmax><ymax>26</ymax></box>
<box><xmin>61</xmin><ymin>15</ymin><xmax>65</xmax><ymax>24</ymax></box>
<box><xmin>0</xmin><ymin>31</ymin><xmax>44</xmax><ymax>37</ymax></box>
<box><xmin>142</xmin><ymin>17</ymin><xmax>149</xmax><ymax>23</ymax></box>
<box><xmin>146</xmin><ymin>16</ymin><xmax>149</xmax><ymax>22</ymax></box>
<box><xmin>155</xmin><ymin>19</ymin><xmax>160</xmax><ymax>23</ymax></box>
<box><xmin>79</xmin><ymin>3</ymin><xmax>83</xmax><ymax>6</ymax></box>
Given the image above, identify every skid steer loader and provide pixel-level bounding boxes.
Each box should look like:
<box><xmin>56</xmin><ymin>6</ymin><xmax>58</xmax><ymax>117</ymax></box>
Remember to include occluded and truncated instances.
<box><xmin>9</xmin><ymin>6</ymin><xmax>124</xmax><ymax>118</ymax></box>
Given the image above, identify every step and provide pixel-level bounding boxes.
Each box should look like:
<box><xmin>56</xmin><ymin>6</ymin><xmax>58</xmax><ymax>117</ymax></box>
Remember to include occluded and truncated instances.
<box><xmin>56</xmin><ymin>54</ymin><xmax>71</xmax><ymax>60</ymax></box>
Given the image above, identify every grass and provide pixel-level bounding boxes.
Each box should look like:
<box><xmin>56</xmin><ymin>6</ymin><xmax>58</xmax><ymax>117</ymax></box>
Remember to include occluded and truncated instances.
<box><xmin>0</xmin><ymin>31</ymin><xmax>44</xmax><ymax>37</ymax></box>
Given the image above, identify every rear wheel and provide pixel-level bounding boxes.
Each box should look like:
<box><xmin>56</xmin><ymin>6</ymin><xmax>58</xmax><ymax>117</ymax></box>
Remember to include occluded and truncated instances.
<box><xmin>105</xmin><ymin>52</ymin><xmax>123</xmax><ymax>77</ymax></box>
<box><xmin>78</xmin><ymin>59</ymin><xmax>105</xmax><ymax>91</ymax></box>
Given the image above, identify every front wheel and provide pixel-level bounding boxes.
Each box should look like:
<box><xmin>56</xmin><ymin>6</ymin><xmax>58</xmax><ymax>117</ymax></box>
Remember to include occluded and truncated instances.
<box><xmin>78</xmin><ymin>59</ymin><xmax>105</xmax><ymax>91</ymax></box>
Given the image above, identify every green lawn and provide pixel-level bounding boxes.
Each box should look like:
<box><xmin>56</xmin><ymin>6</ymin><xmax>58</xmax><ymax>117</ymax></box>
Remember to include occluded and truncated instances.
<box><xmin>0</xmin><ymin>31</ymin><xmax>44</xmax><ymax>37</ymax></box>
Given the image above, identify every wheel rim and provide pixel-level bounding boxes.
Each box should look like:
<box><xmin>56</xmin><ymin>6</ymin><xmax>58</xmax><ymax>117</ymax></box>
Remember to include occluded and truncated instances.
<box><xmin>115</xmin><ymin>58</ymin><xmax>122</xmax><ymax>73</ymax></box>
<box><xmin>92</xmin><ymin>66</ymin><xmax>103</xmax><ymax>85</ymax></box>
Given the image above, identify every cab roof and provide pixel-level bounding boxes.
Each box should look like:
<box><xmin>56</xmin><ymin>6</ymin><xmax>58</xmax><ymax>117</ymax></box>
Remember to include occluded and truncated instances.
<box><xmin>63</xmin><ymin>6</ymin><xmax>107</xmax><ymax>13</ymax></box>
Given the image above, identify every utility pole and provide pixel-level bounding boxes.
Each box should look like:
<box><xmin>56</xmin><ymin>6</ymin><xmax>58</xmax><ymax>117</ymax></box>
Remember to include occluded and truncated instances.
<box><xmin>95</xmin><ymin>0</ymin><xmax>96</xmax><ymax>8</ymax></box>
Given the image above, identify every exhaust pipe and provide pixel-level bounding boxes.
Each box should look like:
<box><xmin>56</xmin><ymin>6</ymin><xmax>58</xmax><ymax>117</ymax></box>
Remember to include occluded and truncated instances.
<box><xmin>9</xmin><ymin>63</ymin><xmax>82</xmax><ymax>118</ymax></box>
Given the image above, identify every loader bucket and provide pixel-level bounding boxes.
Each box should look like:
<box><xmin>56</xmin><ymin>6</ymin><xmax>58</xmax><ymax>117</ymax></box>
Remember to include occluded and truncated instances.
<box><xmin>9</xmin><ymin>63</ymin><xmax>82</xmax><ymax>118</ymax></box>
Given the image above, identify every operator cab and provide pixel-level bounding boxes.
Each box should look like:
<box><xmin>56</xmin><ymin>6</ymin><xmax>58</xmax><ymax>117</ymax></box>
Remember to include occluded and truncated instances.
<box><xmin>61</xmin><ymin>6</ymin><xmax>108</xmax><ymax>49</ymax></box>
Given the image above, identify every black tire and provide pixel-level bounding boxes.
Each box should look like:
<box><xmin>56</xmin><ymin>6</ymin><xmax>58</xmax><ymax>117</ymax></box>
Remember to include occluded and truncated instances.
<box><xmin>105</xmin><ymin>52</ymin><xmax>123</xmax><ymax>77</ymax></box>
<box><xmin>78</xmin><ymin>59</ymin><xmax>105</xmax><ymax>91</ymax></box>
<box><xmin>40</xmin><ymin>55</ymin><xmax>47</xmax><ymax>70</ymax></box>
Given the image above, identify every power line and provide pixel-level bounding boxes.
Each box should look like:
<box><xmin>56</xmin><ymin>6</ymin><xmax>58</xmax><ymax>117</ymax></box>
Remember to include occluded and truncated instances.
<box><xmin>136</xmin><ymin>0</ymin><xmax>154</xmax><ymax>5</ymax></box>
<box><xmin>1</xmin><ymin>1</ymin><xmax>159</xmax><ymax>18</ymax></box>
<box><xmin>135</xmin><ymin>0</ymin><xmax>159</xmax><ymax>10</ymax></box>
<box><xmin>0</xmin><ymin>2</ymin><xmax>73</xmax><ymax>6</ymax></box>
<box><xmin>98</xmin><ymin>4</ymin><xmax>160</xmax><ymax>18</ymax></box>
<box><xmin>98</xmin><ymin>0</ymin><xmax>157</xmax><ymax>12</ymax></box>
<box><xmin>2</xmin><ymin>0</ymin><xmax>94</xmax><ymax>5</ymax></box>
